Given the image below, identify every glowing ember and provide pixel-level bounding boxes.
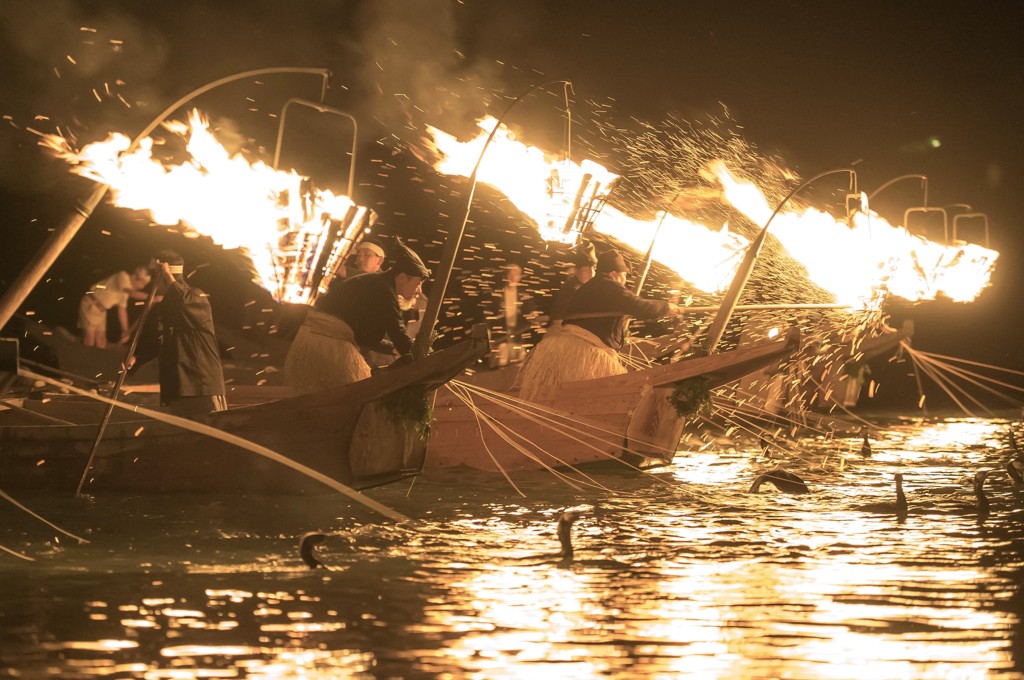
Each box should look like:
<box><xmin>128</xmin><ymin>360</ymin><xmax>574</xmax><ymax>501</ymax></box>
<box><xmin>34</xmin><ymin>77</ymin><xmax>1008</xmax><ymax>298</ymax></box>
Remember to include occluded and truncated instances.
<box><xmin>41</xmin><ymin>110</ymin><xmax>373</xmax><ymax>304</ymax></box>
<box><xmin>428</xmin><ymin>116</ymin><xmax>746</xmax><ymax>293</ymax></box>
<box><xmin>594</xmin><ymin>206</ymin><xmax>748</xmax><ymax>293</ymax></box>
<box><xmin>427</xmin><ymin>117</ymin><xmax>998</xmax><ymax>306</ymax></box>
<box><xmin>429</xmin><ymin>116</ymin><xmax>619</xmax><ymax>246</ymax></box>
<box><xmin>712</xmin><ymin>161</ymin><xmax>999</xmax><ymax>306</ymax></box>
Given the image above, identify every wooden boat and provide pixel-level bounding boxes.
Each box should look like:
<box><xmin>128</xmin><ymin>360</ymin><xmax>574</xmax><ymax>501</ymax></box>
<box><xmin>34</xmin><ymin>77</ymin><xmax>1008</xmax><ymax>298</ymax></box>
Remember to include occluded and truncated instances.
<box><xmin>428</xmin><ymin>329</ymin><xmax>799</xmax><ymax>472</ymax></box>
<box><xmin>0</xmin><ymin>326</ymin><xmax>488</xmax><ymax>495</ymax></box>
<box><xmin>15</xmin><ymin>316</ymin><xmax>127</xmax><ymax>384</ymax></box>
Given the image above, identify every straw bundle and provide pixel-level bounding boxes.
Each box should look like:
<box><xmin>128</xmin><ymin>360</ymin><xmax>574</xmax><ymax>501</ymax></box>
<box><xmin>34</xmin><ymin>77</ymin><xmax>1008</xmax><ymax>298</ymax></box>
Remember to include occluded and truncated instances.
<box><xmin>520</xmin><ymin>324</ymin><xmax>625</xmax><ymax>401</ymax></box>
<box><xmin>284</xmin><ymin>310</ymin><xmax>370</xmax><ymax>394</ymax></box>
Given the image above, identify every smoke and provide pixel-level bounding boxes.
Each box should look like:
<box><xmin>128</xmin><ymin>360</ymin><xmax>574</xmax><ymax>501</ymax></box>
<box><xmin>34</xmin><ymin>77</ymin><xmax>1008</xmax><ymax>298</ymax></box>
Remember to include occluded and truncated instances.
<box><xmin>349</xmin><ymin>0</ymin><xmax>500</xmax><ymax>146</ymax></box>
<box><xmin>0</xmin><ymin>1</ymin><xmax>169</xmax><ymax>192</ymax></box>
<box><xmin>0</xmin><ymin>0</ymin><xmax>515</xmax><ymax>189</ymax></box>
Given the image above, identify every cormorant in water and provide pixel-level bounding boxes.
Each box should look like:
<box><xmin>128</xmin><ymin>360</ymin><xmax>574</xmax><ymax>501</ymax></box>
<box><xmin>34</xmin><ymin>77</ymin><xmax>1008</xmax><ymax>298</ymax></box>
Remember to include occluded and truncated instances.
<box><xmin>299</xmin><ymin>531</ymin><xmax>327</xmax><ymax>569</ymax></box>
<box><xmin>860</xmin><ymin>428</ymin><xmax>872</xmax><ymax>458</ymax></box>
<box><xmin>549</xmin><ymin>509</ymin><xmax>629</xmax><ymax>568</ymax></box>
<box><xmin>854</xmin><ymin>472</ymin><xmax>906</xmax><ymax>517</ymax></box>
<box><xmin>974</xmin><ymin>470</ymin><xmax>990</xmax><ymax>524</ymax></box>
<box><xmin>557</xmin><ymin>510</ymin><xmax>581</xmax><ymax>560</ymax></box>
<box><xmin>1007</xmin><ymin>459</ymin><xmax>1023</xmax><ymax>487</ymax></box>
<box><xmin>748</xmin><ymin>469</ymin><xmax>809</xmax><ymax>494</ymax></box>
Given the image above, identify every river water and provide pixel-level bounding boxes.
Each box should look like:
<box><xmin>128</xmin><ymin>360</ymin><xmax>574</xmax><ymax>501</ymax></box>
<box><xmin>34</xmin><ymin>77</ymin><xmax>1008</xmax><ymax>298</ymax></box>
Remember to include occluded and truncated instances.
<box><xmin>2</xmin><ymin>416</ymin><xmax>1022</xmax><ymax>678</ymax></box>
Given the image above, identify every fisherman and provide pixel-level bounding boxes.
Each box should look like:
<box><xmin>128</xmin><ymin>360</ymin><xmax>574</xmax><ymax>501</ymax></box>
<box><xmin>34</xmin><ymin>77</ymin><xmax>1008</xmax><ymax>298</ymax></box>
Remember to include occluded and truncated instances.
<box><xmin>132</xmin><ymin>250</ymin><xmax>227</xmax><ymax>417</ymax></box>
<box><xmin>336</xmin><ymin>237</ymin><xmax>386</xmax><ymax>279</ymax></box>
<box><xmin>78</xmin><ymin>265</ymin><xmax>152</xmax><ymax>348</ymax></box>
<box><xmin>520</xmin><ymin>249</ymin><xmax>680</xmax><ymax>401</ymax></box>
<box><xmin>547</xmin><ymin>240</ymin><xmax>597</xmax><ymax>332</ymax></box>
<box><xmin>486</xmin><ymin>261</ymin><xmax>536</xmax><ymax>368</ymax></box>
<box><xmin>283</xmin><ymin>238</ymin><xmax>430</xmax><ymax>394</ymax></box>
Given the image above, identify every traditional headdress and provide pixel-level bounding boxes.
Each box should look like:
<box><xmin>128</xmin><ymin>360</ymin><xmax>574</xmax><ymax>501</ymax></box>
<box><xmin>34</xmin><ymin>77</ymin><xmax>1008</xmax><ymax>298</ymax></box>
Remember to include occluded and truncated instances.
<box><xmin>596</xmin><ymin>249</ymin><xmax>629</xmax><ymax>275</ymax></box>
<box><xmin>390</xmin><ymin>237</ymin><xmax>431</xmax><ymax>279</ymax></box>
<box><xmin>355</xmin><ymin>238</ymin><xmax>386</xmax><ymax>258</ymax></box>
<box><xmin>572</xmin><ymin>240</ymin><xmax>598</xmax><ymax>267</ymax></box>
<box><xmin>156</xmin><ymin>249</ymin><xmax>185</xmax><ymax>276</ymax></box>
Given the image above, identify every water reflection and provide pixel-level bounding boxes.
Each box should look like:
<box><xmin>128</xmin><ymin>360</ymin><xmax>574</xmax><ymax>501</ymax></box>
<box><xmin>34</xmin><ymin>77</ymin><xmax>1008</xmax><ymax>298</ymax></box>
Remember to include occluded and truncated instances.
<box><xmin>0</xmin><ymin>418</ymin><xmax>1020</xmax><ymax>677</ymax></box>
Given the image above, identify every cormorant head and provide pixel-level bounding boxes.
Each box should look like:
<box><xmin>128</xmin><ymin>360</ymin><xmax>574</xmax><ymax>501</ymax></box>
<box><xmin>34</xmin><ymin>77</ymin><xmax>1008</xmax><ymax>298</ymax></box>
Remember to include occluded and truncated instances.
<box><xmin>299</xmin><ymin>532</ymin><xmax>327</xmax><ymax>569</ymax></box>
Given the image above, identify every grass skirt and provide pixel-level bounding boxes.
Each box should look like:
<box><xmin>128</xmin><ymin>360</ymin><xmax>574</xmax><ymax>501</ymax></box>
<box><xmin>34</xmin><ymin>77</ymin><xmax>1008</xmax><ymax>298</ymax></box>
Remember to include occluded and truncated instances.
<box><xmin>519</xmin><ymin>324</ymin><xmax>626</xmax><ymax>402</ymax></box>
<box><xmin>284</xmin><ymin>310</ymin><xmax>371</xmax><ymax>394</ymax></box>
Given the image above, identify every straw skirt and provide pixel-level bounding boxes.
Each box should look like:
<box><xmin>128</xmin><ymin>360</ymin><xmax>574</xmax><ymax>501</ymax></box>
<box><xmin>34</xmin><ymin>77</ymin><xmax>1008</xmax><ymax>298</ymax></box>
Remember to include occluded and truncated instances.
<box><xmin>519</xmin><ymin>324</ymin><xmax>626</xmax><ymax>402</ymax></box>
<box><xmin>284</xmin><ymin>310</ymin><xmax>371</xmax><ymax>394</ymax></box>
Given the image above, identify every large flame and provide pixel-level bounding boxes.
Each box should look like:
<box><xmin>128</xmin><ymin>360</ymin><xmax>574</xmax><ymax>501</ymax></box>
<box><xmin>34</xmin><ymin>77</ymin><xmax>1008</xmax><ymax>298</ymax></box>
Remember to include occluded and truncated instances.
<box><xmin>43</xmin><ymin>109</ymin><xmax>998</xmax><ymax>310</ymax></box>
<box><xmin>713</xmin><ymin>161</ymin><xmax>999</xmax><ymax>306</ymax></box>
<box><xmin>41</xmin><ymin>110</ymin><xmax>371</xmax><ymax>304</ymax></box>
<box><xmin>427</xmin><ymin>117</ymin><xmax>999</xmax><ymax>307</ymax></box>
<box><xmin>428</xmin><ymin>116</ymin><xmax>747</xmax><ymax>293</ymax></box>
<box><xmin>429</xmin><ymin>116</ymin><xmax>619</xmax><ymax>245</ymax></box>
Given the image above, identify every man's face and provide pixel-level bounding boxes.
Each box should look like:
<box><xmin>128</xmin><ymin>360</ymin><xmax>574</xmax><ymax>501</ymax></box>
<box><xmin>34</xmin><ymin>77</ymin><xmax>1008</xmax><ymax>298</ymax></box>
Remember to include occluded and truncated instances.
<box><xmin>355</xmin><ymin>247</ymin><xmax>384</xmax><ymax>273</ymax></box>
<box><xmin>396</xmin><ymin>273</ymin><xmax>424</xmax><ymax>301</ymax></box>
<box><xmin>130</xmin><ymin>269</ymin><xmax>152</xmax><ymax>290</ymax></box>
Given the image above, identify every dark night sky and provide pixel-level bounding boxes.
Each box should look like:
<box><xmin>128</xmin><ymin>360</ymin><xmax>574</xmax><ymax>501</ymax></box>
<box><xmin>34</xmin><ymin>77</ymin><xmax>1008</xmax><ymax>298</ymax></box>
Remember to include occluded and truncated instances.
<box><xmin>1</xmin><ymin>1</ymin><xmax>1021</xmax><ymax>371</ymax></box>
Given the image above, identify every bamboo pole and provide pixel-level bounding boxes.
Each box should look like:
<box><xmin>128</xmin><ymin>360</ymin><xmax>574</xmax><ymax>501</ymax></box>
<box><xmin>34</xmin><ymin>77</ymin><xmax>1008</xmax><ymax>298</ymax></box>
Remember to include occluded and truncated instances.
<box><xmin>683</xmin><ymin>303</ymin><xmax>853</xmax><ymax>313</ymax></box>
<box><xmin>632</xmin><ymin>209</ymin><xmax>670</xmax><ymax>295</ymax></box>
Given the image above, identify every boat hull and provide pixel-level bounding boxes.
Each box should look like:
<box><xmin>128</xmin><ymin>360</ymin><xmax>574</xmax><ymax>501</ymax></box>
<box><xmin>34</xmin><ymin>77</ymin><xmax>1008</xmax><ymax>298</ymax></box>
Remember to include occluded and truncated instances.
<box><xmin>429</xmin><ymin>335</ymin><xmax>798</xmax><ymax>472</ymax></box>
<box><xmin>0</xmin><ymin>332</ymin><xmax>488</xmax><ymax>495</ymax></box>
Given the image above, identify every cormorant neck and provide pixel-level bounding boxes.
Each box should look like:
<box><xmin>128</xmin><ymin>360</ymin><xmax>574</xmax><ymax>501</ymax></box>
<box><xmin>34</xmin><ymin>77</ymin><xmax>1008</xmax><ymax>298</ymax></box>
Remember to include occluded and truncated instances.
<box><xmin>895</xmin><ymin>480</ymin><xmax>907</xmax><ymax>512</ymax></box>
<box><xmin>557</xmin><ymin>515</ymin><xmax>575</xmax><ymax>560</ymax></box>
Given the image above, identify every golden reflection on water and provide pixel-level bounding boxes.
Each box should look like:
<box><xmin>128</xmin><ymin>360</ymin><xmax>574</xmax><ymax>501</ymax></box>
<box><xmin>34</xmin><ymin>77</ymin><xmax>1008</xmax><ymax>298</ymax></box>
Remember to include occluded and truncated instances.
<box><xmin>1</xmin><ymin>418</ymin><xmax>1020</xmax><ymax>677</ymax></box>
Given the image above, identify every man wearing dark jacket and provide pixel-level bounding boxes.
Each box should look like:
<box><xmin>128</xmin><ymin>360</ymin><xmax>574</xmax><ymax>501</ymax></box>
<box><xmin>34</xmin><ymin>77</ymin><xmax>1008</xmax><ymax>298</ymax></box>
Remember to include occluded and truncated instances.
<box><xmin>283</xmin><ymin>239</ymin><xmax>430</xmax><ymax>393</ymax></box>
<box><xmin>136</xmin><ymin>251</ymin><xmax>227</xmax><ymax>418</ymax></box>
<box><xmin>562</xmin><ymin>250</ymin><xmax>671</xmax><ymax>350</ymax></box>
<box><xmin>520</xmin><ymin>249</ymin><xmax>679</xmax><ymax>400</ymax></box>
<box><xmin>547</xmin><ymin>240</ymin><xmax>597</xmax><ymax>332</ymax></box>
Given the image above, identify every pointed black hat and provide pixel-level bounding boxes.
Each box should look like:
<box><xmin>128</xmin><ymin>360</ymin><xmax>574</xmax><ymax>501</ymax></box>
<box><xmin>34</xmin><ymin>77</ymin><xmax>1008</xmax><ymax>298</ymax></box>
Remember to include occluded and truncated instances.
<box><xmin>390</xmin><ymin>237</ymin><xmax>431</xmax><ymax>279</ymax></box>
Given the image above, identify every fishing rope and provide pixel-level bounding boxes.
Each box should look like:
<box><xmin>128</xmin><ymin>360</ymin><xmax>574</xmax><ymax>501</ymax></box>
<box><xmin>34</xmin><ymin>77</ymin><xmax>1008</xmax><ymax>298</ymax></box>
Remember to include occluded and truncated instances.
<box><xmin>448</xmin><ymin>384</ymin><xmax>589</xmax><ymax>489</ymax></box>
<box><xmin>909</xmin><ymin>350</ymin><xmax>988</xmax><ymax>414</ymax></box>
<box><xmin>451</xmin><ymin>381</ymin><xmax>698</xmax><ymax>495</ymax></box>
<box><xmin>922</xmin><ymin>354</ymin><xmax>1024</xmax><ymax>405</ymax></box>
<box><xmin>445</xmin><ymin>383</ymin><xmax>526</xmax><ymax>496</ymax></box>
<box><xmin>906</xmin><ymin>347</ymin><xmax>1024</xmax><ymax>402</ymax></box>
<box><xmin>907</xmin><ymin>351</ymin><xmax>978</xmax><ymax>416</ymax></box>
<box><xmin>458</xmin><ymin>380</ymin><xmax>680</xmax><ymax>466</ymax></box>
<box><xmin>452</xmin><ymin>383</ymin><xmax>620</xmax><ymax>492</ymax></box>
<box><xmin>448</xmin><ymin>382</ymin><xmax>686</xmax><ymax>494</ymax></box>
<box><xmin>456</xmin><ymin>378</ymin><xmax>682</xmax><ymax>460</ymax></box>
<box><xmin>911</xmin><ymin>350</ymin><xmax>1024</xmax><ymax>378</ymax></box>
